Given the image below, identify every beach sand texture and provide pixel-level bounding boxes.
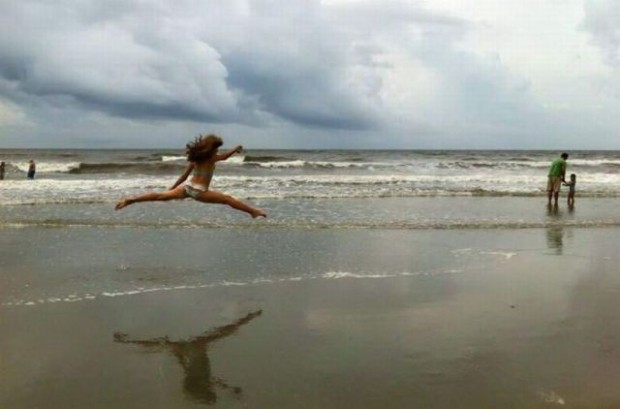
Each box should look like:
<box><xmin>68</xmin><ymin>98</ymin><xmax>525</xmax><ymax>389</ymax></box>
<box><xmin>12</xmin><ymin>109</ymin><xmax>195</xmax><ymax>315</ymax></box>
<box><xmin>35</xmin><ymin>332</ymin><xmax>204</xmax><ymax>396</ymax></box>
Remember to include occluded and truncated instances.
<box><xmin>2</xmin><ymin>221</ymin><xmax>620</xmax><ymax>408</ymax></box>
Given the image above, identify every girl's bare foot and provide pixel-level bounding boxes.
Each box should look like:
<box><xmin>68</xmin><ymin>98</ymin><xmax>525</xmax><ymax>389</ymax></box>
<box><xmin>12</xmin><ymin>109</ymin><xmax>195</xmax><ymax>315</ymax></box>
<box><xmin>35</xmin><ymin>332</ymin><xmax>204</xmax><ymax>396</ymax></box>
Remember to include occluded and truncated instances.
<box><xmin>115</xmin><ymin>199</ymin><xmax>131</xmax><ymax>210</ymax></box>
<box><xmin>251</xmin><ymin>209</ymin><xmax>266</xmax><ymax>218</ymax></box>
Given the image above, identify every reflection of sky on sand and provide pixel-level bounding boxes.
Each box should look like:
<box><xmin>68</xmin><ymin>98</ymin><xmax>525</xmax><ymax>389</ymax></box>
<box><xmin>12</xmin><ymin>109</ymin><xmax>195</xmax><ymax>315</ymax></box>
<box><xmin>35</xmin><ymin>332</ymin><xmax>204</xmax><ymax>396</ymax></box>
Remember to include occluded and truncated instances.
<box><xmin>566</xmin><ymin>255</ymin><xmax>620</xmax><ymax>401</ymax></box>
<box><xmin>279</xmin><ymin>251</ymin><xmax>590</xmax><ymax>407</ymax></box>
<box><xmin>515</xmin><ymin>239</ymin><xmax>620</xmax><ymax>407</ymax></box>
<box><xmin>114</xmin><ymin>310</ymin><xmax>262</xmax><ymax>406</ymax></box>
<box><xmin>299</xmin><ymin>247</ymin><xmax>523</xmax><ymax>338</ymax></box>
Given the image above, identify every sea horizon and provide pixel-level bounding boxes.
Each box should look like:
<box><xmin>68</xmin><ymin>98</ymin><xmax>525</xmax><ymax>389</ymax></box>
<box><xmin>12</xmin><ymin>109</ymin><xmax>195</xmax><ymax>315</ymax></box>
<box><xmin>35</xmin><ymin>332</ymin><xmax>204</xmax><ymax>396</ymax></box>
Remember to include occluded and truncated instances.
<box><xmin>3</xmin><ymin>147</ymin><xmax>620</xmax><ymax>152</ymax></box>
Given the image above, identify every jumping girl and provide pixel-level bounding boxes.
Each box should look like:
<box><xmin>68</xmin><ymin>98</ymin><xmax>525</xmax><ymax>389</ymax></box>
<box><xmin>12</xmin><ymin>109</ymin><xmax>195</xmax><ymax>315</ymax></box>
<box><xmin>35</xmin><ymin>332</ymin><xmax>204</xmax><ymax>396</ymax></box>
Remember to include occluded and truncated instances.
<box><xmin>115</xmin><ymin>134</ymin><xmax>266</xmax><ymax>218</ymax></box>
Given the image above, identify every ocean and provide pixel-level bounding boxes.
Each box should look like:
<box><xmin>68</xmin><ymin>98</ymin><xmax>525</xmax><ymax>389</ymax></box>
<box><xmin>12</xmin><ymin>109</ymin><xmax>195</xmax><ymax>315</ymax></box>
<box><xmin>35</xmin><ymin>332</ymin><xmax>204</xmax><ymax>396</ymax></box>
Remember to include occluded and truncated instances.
<box><xmin>2</xmin><ymin>148</ymin><xmax>620</xmax><ymax>230</ymax></box>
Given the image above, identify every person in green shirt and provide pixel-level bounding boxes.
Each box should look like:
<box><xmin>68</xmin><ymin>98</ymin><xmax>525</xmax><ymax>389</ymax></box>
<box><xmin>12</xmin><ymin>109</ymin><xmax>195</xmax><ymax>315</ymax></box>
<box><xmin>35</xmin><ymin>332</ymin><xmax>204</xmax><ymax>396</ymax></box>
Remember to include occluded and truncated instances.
<box><xmin>547</xmin><ymin>153</ymin><xmax>568</xmax><ymax>207</ymax></box>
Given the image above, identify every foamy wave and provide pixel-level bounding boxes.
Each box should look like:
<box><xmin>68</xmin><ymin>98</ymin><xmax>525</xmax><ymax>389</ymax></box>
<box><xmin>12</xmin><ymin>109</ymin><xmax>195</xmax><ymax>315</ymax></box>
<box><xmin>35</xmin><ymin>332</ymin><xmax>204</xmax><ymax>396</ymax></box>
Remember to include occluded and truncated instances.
<box><xmin>249</xmin><ymin>160</ymin><xmax>307</xmax><ymax>168</ymax></box>
<box><xmin>161</xmin><ymin>155</ymin><xmax>185</xmax><ymax>162</ymax></box>
<box><xmin>539</xmin><ymin>390</ymin><xmax>565</xmax><ymax>405</ymax></box>
<box><xmin>161</xmin><ymin>155</ymin><xmax>246</xmax><ymax>165</ymax></box>
<box><xmin>12</xmin><ymin>157</ymin><xmax>618</xmax><ymax>174</ymax></box>
<box><xmin>13</xmin><ymin>161</ymin><xmax>81</xmax><ymax>173</ymax></box>
<box><xmin>2</xmin><ymin>268</ymin><xmax>476</xmax><ymax>308</ymax></box>
<box><xmin>0</xmin><ymin>177</ymin><xmax>165</xmax><ymax>192</ymax></box>
<box><xmin>322</xmin><ymin>271</ymin><xmax>400</xmax><ymax>279</ymax></box>
<box><xmin>4</xmin><ymin>283</ymin><xmax>226</xmax><ymax>307</ymax></box>
<box><xmin>3</xmin><ymin>171</ymin><xmax>620</xmax><ymax>207</ymax></box>
<box><xmin>447</xmin><ymin>160</ymin><xmax>551</xmax><ymax>169</ymax></box>
<box><xmin>439</xmin><ymin>158</ymin><xmax>620</xmax><ymax>170</ymax></box>
<box><xmin>569</xmin><ymin>159</ymin><xmax>620</xmax><ymax>166</ymax></box>
<box><xmin>223</xmin><ymin>155</ymin><xmax>245</xmax><ymax>165</ymax></box>
<box><xmin>244</xmin><ymin>160</ymin><xmax>389</xmax><ymax>169</ymax></box>
<box><xmin>452</xmin><ymin>249</ymin><xmax>517</xmax><ymax>260</ymax></box>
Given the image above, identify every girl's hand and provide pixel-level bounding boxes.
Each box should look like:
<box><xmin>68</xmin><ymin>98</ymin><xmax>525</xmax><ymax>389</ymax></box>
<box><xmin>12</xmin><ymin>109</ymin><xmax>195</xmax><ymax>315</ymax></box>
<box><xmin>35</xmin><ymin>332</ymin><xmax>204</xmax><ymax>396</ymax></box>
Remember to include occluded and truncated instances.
<box><xmin>235</xmin><ymin>145</ymin><xmax>243</xmax><ymax>153</ymax></box>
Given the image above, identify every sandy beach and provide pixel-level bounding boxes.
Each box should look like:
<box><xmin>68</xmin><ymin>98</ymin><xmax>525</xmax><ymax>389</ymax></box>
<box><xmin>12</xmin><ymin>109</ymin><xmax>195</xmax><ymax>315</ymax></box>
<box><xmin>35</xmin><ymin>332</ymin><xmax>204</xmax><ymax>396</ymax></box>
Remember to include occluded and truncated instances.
<box><xmin>2</xmin><ymin>214</ymin><xmax>620</xmax><ymax>408</ymax></box>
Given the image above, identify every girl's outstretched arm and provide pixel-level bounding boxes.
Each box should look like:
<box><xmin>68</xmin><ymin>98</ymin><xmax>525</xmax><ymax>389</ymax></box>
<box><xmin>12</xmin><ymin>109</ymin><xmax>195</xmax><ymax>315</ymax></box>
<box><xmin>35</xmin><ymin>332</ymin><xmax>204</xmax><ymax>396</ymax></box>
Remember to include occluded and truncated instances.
<box><xmin>170</xmin><ymin>163</ymin><xmax>195</xmax><ymax>189</ymax></box>
<box><xmin>215</xmin><ymin>145</ymin><xmax>242</xmax><ymax>162</ymax></box>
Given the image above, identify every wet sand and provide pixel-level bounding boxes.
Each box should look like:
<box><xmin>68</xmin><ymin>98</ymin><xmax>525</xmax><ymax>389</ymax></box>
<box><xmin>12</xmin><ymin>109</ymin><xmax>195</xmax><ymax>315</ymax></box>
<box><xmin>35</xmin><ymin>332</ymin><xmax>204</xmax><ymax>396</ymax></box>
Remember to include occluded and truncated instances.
<box><xmin>2</xmin><ymin>226</ymin><xmax>620</xmax><ymax>408</ymax></box>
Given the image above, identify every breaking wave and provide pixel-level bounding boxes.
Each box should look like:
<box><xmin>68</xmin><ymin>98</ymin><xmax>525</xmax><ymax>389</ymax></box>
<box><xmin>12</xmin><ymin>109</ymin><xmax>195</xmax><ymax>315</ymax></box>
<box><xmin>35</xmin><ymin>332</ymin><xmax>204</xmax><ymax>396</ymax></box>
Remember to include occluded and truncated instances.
<box><xmin>68</xmin><ymin>162</ymin><xmax>185</xmax><ymax>174</ymax></box>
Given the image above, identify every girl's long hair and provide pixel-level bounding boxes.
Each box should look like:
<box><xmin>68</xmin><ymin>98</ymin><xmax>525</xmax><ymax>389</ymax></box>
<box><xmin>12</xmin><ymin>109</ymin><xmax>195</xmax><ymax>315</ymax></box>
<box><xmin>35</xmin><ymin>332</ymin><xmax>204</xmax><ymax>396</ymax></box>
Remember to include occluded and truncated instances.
<box><xmin>186</xmin><ymin>134</ymin><xmax>223</xmax><ymax>162</ymax></box>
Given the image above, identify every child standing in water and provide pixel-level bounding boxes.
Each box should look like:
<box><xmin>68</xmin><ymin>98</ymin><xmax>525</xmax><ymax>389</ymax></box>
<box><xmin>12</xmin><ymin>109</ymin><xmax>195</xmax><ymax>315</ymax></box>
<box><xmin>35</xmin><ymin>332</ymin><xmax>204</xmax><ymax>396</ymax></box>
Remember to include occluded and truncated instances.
<box><xmin>564</xmin><ymin>173</ymin><xmax>577</xmax><ymax>207</ymax></box>
<box><xmin>115</xmin><ymin>134</ymin><xmax>266</xmax><ymax>218</ymax></box>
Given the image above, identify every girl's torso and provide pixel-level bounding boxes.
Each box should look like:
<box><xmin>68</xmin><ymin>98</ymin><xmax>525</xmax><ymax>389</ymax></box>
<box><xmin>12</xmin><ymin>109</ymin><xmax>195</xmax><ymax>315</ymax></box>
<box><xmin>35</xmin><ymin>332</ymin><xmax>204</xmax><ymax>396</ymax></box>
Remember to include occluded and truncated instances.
<box><xmin>189</xmin><ymin>159</ymin><xmax>216</xmax><ymax>188</ymax></box>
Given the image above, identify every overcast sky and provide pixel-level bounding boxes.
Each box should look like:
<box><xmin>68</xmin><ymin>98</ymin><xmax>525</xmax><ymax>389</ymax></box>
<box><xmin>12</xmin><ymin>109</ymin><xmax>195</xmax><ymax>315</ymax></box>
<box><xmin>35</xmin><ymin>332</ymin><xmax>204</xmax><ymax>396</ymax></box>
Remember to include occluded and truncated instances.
<box><xmin>0</xmin><ymin>0</ymin><xmax>618</xmax><ymax>149</ymax></box>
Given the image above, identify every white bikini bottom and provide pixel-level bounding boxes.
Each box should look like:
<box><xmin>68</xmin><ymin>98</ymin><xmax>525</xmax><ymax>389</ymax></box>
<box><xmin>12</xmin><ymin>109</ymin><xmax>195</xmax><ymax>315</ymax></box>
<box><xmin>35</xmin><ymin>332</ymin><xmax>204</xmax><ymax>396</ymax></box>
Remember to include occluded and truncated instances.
<box><xmin>184</xmin><ymin>182</ymin><xmax>207</xmax><ymax>199</ymax></box>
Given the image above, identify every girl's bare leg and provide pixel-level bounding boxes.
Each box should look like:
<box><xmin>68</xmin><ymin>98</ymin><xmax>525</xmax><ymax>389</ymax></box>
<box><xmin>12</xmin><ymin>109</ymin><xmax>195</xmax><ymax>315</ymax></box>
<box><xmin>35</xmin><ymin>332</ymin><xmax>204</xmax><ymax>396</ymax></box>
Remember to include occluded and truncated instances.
<box><xmin>115</xmin><ymin>186</ymin><xmax>187</xmax><ymax>210</ymax></box>
<box><xmin>195</xmin><ymin>190</ymin><xmax>266</xmax><ymax>218</ymax></box>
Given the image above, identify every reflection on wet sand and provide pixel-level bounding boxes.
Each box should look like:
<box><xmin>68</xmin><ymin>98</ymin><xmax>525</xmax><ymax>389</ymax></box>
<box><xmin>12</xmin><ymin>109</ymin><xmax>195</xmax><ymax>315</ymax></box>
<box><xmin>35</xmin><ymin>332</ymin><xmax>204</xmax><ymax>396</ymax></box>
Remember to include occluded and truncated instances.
<box><xmin>546</xmin><ymin>225</ymin><xmax>564</xmax><ymax>254</ymax></box>
<box><xmin>546</xmin><ymin>206</ymin><xmax>564</xmax><ymax>254</ymax></box>
<box><xmin>113</xmin><ymin>310</ymin><xmax>262</xmax><ymax>405</ymax></box>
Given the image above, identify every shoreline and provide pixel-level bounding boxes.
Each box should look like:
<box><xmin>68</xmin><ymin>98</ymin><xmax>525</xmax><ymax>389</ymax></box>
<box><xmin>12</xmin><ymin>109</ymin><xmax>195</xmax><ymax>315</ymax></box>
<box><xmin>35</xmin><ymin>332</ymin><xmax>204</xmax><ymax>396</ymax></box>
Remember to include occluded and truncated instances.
<box><xmin>2</xmin><ymin>196</ymin><xmax>620</xmax><ymax>230</ymax></box>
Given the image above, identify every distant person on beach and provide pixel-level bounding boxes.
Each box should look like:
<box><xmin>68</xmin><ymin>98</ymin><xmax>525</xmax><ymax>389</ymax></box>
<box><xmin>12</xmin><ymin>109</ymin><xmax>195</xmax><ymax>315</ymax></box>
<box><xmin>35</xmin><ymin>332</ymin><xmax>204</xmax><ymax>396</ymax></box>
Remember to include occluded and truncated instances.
<box><xmin>115</xmin><ymin>134</ymin><xmax>266</xmax><ymax>218</ymax></box>
<box><xmin>547</xmin><ymin>153</ymin><xmax>568</xmax><ymax>207</ymax></box>
<box><xmin>0</xmin><ymin>161</ymin><xmax>5</xmax><ymax>180</ymax></box>
<box><xmin>564</xmin><ymin>173</ymin><xmax>576</xmax><ymax>207</ymax></box>
<box><xmin>27</xmin><ymin>159</ymin><xmax>36</xmax><ymax>179</ymax></box>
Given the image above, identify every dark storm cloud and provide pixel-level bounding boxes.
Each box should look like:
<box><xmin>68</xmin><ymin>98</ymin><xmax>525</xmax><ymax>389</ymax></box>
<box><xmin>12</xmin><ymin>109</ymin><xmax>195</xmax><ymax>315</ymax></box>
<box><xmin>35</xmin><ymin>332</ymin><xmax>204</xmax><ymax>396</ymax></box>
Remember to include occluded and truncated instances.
<box><xmin>222</xmin><ymin>49</ymin><xmax>378</xmax><ymax>131</ymax></box>
<box><xmin>0</xmin><ymin>0</ymin><xmax>242</xmax><ymax>124</ymax></box>
<box><xmin>0</xmin><ymin>0</ymin><xmax>479</xmax><ymax>134</ymax></box>
<box><xmin>219</xmin><ymin>1</ymin><xmax>469</xmax><ymax>131</ymax></box>
<box><xmin>0</xmin><ymin>0</ymin><xmax>403</xmax><ymax>130</ymax></box>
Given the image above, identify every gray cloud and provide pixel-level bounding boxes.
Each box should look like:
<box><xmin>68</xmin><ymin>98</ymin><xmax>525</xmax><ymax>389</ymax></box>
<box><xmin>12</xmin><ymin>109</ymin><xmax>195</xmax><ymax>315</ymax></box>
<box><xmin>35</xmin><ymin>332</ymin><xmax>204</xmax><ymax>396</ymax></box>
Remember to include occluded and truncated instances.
<box><xmin>1</xmin><ymin>0</ymin><xmax>612</xmax><ymax>148</ymax></box>
<box><xmin>582</xmin><ymin>0</ymin><xmax>620</xmax><ymax>67</ymax></box>
<box><xmin>0</xmin><ymin>1</ymin><xmax>243</xmax><ymax>124</ymax></box>
<box><xmin>217</xmin><ymin>0</ymin><xmax>478</xmax><ymax>132</ymax></box>
<box><xmin>0</xmin><ymin>0</ymin><xmax>479</xmax><ymax>133</ymax></box>
<box><xmin>0</xmin><ymin>0</ymin><xmax>395</xmax><ymax>130</ymax></box>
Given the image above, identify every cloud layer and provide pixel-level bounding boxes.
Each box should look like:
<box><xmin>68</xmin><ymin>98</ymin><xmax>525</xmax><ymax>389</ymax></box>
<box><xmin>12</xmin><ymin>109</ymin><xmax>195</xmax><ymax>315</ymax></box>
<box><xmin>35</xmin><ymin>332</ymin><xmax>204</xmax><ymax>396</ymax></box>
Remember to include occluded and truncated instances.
<box><xmin>0</xmin><ymin>0</ymin><xmax>618</xmax><ymax>148</ymax></box>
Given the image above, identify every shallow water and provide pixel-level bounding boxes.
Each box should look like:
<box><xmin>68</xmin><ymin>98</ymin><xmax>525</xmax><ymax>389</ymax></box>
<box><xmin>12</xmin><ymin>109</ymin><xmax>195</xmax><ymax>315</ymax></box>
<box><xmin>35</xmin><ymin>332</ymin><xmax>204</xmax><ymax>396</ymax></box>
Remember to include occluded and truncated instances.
<box><xmin>2</xmin><ymin>226</ymin><xmax>620</xmax><ymax>408</ymax></box>
<box><xmin>2</xmin><ymin>197</ymin><xmax>620</xmax><ymax>231</ymax></box>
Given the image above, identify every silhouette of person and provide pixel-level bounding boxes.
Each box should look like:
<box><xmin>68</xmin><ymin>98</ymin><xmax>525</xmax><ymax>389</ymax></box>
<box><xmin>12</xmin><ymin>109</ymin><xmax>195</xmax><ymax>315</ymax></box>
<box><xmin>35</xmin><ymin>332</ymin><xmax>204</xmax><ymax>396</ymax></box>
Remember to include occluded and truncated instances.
<box><xmin>27</xmin><ymin>159</ymin><xmax>36</xmax><ymax>179</ymax></box>
<box><xmin>113</xmin><ymin>310</ymin><xmax>262</xmax><ymax>405</ymax></box>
